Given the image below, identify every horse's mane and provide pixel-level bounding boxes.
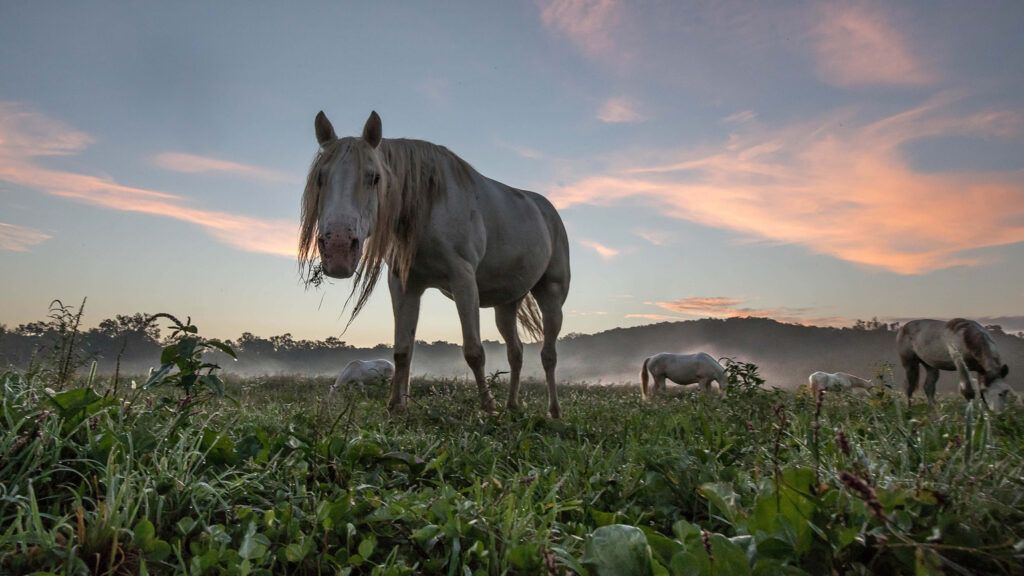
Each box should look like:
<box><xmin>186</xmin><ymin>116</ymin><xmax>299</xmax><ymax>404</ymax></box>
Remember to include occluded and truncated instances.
<box><xmin>946</xmin><ymin>318</ymin><xmax>1002</xmax><ymax>369</ymax></box>
<box><xmin>299</xmin><ymin>137</ymin><xmax>474</xmax><ymax>327</ymax></box>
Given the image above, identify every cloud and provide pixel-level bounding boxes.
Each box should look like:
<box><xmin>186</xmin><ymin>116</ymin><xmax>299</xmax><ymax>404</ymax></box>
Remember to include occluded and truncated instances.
<box><xmin>723</xmin><ymin>110</ymin><xmax>757</xmax><ymax>124</ymax></box>
<box><xmin>418</xmin><ymin>77</ymin><xmax>451</xmax><ymax>105</ymax></box>
<box><xmin>548</xmin><ymin>94</ymin><xmax>1024</xmax><ymax>274</ymax></box>
<box><xmin>640</xmin><ymin>296</ymin><xmax>849</xmax><ymax>327</ymax></box>
<box><xmin>813</xmin><ymin>3</ymin><xmax>935</xmax><ymax>87</ymax></box>
<box><xmin>0</xmin><ymin>222</ymin><xmax>51</xmax><ymax>252</ymax></box>
<box><xmin>579</xmin><ymin>239</ymin><xmax>620</xmax><ymax>259</ymax></box>
<box><xmin>539</xmin><ymin>0</ymin><xmax>623</xmax><ymax>59</ymax></box>
<box><xmin>496</xmin><ymin>140</ymin><xmax>544</xmax><ymax>160</ymax></box>
<box><xmin>0</xmin><ymin>102</ymin><xmax>296</xmax><ymax>258</ymax></box>
<box><xmin>153</xmin><ymin>152</ymin><xmax>289</xmax><ymax>182</ymax></box>
<box><xmin>633</xmin><ymin>229</ymin><xmax>673</xmax><ymax>246</ymax></box>
<box><xmin>625</xmin><ymin>313</ymin><xmax>682</xmax><ymax>322</ymax></box>
<box><xmin>597</xmin><ymin>97</ymin><xmax>644</xmax><ymax>124</ymax></box>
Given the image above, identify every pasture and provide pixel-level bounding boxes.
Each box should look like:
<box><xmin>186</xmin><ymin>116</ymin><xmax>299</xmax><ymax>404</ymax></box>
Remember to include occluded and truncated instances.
<box><xmin>3</xmin><ymin>357</ymin><xmax>1024</xmax><ymax>574</ymax></box>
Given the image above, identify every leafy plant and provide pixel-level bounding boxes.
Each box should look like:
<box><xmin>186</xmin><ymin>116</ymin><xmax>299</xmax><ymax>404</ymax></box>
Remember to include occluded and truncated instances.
<box><xmin>143</xmin><ymin>313</ymin><xmax>236</xmax><ymax>411</ymax></box>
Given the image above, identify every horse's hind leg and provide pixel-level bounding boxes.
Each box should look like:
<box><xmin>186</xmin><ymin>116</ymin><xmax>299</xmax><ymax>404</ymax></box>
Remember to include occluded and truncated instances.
<box><xmin>532</xmin><ymin>280</ymin><xmax>567</xmax><ymax>419</ymax></box>
<box><xmin>494</xmin><ymin>300</ymin><xmax>523</xmax><ymax>411</ymax></box>
<box><xmin>923</xmin><ymin>367</ymin><xmax>940</xmax><ymax>405</ymax></box>
<box><xmin>901</xmin><ymin>356</ymin><xmax>920</xmax><ymax>405</ymax></box>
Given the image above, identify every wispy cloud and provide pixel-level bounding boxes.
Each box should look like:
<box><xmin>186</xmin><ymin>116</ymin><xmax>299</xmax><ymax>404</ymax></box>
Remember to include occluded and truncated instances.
<box><xmin>723</xmin><ymin>110</ymin><xmax>757</xmax><ymax>124</ymax></box>
<box><xmin>0</xmin><ymin>222</ymin><xmax>51</xmax><ymax>252</ymax></box>
<box><xmin>496</xmin><ymin>140</ymin><xmax>544</xmax><ymax>160</ymax></box>
<box><xmin>625</xmin><ymin>313</ymin><xmax>682</xmax><ymax>322</ymax></box>
<box><xmin>417</xmin><ymin>77</ymin><xmax>451</xmax><ymax>105</ymax></box>
<box><xmin>153</xmin><ymin>152</ymin><xmax>289</xmax><ymax>183</ymax></box>
<box><xmin>633</xmin><ymin>229</ymin><xmax>673</xmax><ymax>246</ymax></box>
<box><xmin>579</xmin><ymin>239</ymin><xmax>620</xmax><ymax>259</ymax></box>
<box><xmin>813</xmin><ymin>3</ymin><xmax>935</xmax><ymax>88</ymax></box>
<box><xmin>539</xmin><ymin>0</ymin><xmax>623</xmax><ymax>59</ymax></box>
<box><xmin>640</xmin><ymin>296</ymin><xmax>848</xmax><ymax>326</ymax></box>
<box><xmin>0</xmin><ymin>102</ymin><xmax>295</xmax><ymax>258</ymax></box>
<box><xmin>597</xmin><ymin>97</ymin><xmax>644</xmax><ymax>124</ymax></box>
<box><xmin>548</xmin><ymin>93</ymin><xmax>1024</xmax><ymax>274</ymax></box>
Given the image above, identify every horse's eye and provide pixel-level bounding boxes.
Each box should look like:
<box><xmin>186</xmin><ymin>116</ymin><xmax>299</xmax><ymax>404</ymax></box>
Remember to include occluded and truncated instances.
<box><xmin>367</xmin><ymin>173</ymin><xmax>380</xmax><ymax>187</ymax></box>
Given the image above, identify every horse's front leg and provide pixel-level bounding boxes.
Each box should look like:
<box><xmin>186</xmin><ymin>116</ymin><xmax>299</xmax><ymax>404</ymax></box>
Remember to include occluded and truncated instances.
<box><xmin>388</xmin><ymin>274</ymin><xmax>423</xmax><ymax>412</ymax></box>
<box><xmin>451</xmin><ymin>270</ymin><xmax>496</xmax><ymax>413</ymax></box>
<box><xmin>494</xmin><ymin>301</ymin><xmax>523</xmax><ymax>412</ymax></box>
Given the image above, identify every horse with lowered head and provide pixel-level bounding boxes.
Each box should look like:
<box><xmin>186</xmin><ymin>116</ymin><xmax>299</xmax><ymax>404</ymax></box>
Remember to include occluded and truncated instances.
<box><xmin>640</xmin><ymin>352</ymin><xmax>727</xmax><ymax>399</ymax></box>
<box><xmin>897</xmin><ymin>318</ymin><xmax>1013</xmax><ymax>412</ymax></box>
<box><xmin>301</xmin><ymin>111</ymin><xmax>571</xmax><ymax>417</ymax></box>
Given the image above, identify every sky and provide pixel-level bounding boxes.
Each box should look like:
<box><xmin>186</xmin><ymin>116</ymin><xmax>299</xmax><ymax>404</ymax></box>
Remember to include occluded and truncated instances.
<box><xmin>1</xmin><ymin>0</ymin><xmax>1023</xmax><ymax>346</ymax></box>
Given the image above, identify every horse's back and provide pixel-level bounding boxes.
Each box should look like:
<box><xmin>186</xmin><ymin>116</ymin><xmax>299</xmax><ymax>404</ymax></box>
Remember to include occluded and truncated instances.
<box><xmin>897</xmin><ymin>319</ymin><xmax>951</xmax><ymax>367</ymax></box>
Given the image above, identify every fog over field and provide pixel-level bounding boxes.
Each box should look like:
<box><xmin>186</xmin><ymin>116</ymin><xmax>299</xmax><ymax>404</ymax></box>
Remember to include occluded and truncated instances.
<box><xmin>5</xmin><ymin>315</ymin><xmax>1022</xmax><ymax>393</ymax></box>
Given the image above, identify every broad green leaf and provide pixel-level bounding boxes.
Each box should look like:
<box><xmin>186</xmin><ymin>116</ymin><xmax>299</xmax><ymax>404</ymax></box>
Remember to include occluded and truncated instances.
<box><xmin>582</xmin><ymin>524</ymin><xmax>654</xmax><ymax>576</ymax></box>
<box><xmin>699</xmin><ymin>482</ymin><xmax>742</xmax><ymax>526</ymax></box>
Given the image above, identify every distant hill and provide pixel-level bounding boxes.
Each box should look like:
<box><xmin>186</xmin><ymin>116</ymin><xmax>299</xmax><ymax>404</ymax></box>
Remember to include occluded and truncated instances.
<box><xmin>3</xmin><ymin>316</ymin><xmax>1022</xmax><ymax>392</ymax></box>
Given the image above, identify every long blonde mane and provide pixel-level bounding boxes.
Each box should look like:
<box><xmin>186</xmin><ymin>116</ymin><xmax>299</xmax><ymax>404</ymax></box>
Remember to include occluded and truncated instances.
<box><xmin>299</xmin><ymin>137</ymin><xmax>473</xmax><ymax>326</ymax></box>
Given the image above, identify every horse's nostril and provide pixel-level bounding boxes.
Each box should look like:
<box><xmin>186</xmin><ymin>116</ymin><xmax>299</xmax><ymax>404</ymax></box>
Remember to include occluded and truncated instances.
<box><xmin>350</xmin><ymin>237</ymin><xmax>360</xmax><ymax>251</ymax></box>
<box><xmin>317</xmin><ymin>237</ymin><xmax>326</xmax><ymax>252</ymax></box>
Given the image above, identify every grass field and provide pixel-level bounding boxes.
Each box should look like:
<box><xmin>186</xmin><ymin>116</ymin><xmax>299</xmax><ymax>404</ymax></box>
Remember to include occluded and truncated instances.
<box><xmin>3</xmin><ymin>361</ymin><xmax>1024</xmax><ymax>575</ymax></box>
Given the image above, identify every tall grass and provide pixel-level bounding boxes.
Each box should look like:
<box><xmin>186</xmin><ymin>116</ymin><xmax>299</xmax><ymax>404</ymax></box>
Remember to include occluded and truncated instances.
<box><xmin>2</xmin><ymin>362</ymin><xmax>1023</xmax><ymax>573</ymax></box>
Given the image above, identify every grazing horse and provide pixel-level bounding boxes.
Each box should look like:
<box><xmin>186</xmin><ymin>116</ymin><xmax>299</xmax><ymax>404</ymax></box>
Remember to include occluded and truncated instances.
<box><xmin>897</xmin><ymin>318</ymin><xmax>1012</xmax><ymax>412</ymax></box>
<box><xmin>808</xmin><ymin>371</ymin><xmax>873</xmax><ymax>396</ymax></box>
<box><xmin>640</xmin><ymin>352</ymin><xmax>727</xmax><ymax>399</ymax></box>
<box><xmin>331</xmin><ymin>359</ymin><xmax>395</xmax><ymax>391</ymax></box>
<box><xmin>300</xmin><ymin>111</ymin><xmax>571</xmax><ymax>417</ymax></box>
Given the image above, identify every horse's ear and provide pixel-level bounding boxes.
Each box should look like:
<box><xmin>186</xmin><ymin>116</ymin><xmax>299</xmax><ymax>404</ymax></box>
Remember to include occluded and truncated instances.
<box><xmin>362</xmin><ymin>111</ymin><xmax>382</xmax><ymax>149</ymax></box>
<box><xmin>315</xmin><ymin>111</ymin><xmax>337</xmax><ymax>146</ymax></box>
<box><xmin>1001</xmin><ymin>364</ymin><xmax>1009</xmax><ymax>378</ymax></box>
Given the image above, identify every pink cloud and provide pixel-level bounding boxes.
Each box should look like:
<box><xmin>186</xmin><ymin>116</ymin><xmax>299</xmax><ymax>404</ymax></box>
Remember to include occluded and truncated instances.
<box><xmin>0</xmin><ymin>222</ymin><xmax>51</xmax><ymax>252</ymax></box>
<box><xmin>153</xmin><ymin>152</ymin><xmax>289</xmax><ymax>183</ymax></box>
<box><xmin>538</xmin><ymin>0</ymin><xmax>623</xmax><ymax>59</ymax></box>
<box><xmin>597</xmin><ymin>97</ymin><xmax>645</xmax><ymax>124</ymax></box>
<box><xmin>813</xmin><ymin>3</ymin><xmax>935</xmax><ymax>88</ymax></box>
<box><xmin>548</xmin><ymin>94</ymin><xmax>1024</xmax><ymax>274</ymax></box>
<box><xmin>723</xmin><ymin>110</ymin><xmax>757</xmax><ymax>124</ymax></box>
<box><xmin>0</xmin><ymin>102</ymin><xmax>296</xmax><ymax>258</ymax></box>
<box><xmin>579</xmin><ymin>239</ymin><xmax>620</xmax><ymax>259</ymax></box>
<box><xmin>640</xmin><ymin>296</ymin><xmax>849</xmax><ymax>327</ymax></box>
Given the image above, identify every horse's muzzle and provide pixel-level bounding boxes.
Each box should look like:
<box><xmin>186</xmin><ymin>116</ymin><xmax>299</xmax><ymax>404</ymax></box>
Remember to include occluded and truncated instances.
<box><xmin>318</xmin><ymin>234</ymin><xmax>363</xmax><ymax>279</ymax></box>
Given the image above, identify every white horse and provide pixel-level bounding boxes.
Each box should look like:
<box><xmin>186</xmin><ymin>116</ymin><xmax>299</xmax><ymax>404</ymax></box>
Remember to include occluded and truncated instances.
<box><xmin>331</xmin><ymin>359</ymin><xmax>395</xmax><ymax>391</ymax></box>
<box><xmin>808</xmin><ymin>371</ymin><xmax>873</xmax><ymax>396</ymax></box>
<box><xmin>897</xmin><ymin>318</ymin><xmax>1012</xmax><ymax>412</ymax></box>
<box><xmin>301</xmin><ymin>111</ymin><xmax>571</xmax><ymax>417</ymax></box>
<box><xmin>640</xmin><ymin>352</ymin><xmax>727</xmax><ymax>399</ymax></box>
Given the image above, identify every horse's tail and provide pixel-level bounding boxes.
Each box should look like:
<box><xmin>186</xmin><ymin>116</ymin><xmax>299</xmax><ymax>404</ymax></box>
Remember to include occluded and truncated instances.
<box><xmin>517</xmin><ymin>295</ymin><xmax>544</xmax><ymax>342</ymax></box>
<box><xmin>641</xmin><ymin>357</ymin><xmax>651</xmax><ymax>400</ymax></box>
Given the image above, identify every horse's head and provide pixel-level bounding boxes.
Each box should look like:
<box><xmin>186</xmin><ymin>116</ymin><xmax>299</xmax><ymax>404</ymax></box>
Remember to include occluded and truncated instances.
<box><xmin>981</xmin><ymin>364</ymin><xmax>1012</xmax><ymax>412</ymax></box>
<box><xmin>303</xmin><ymin>110</ymin><xmax>386</xmax><ymax>279</ymax></box>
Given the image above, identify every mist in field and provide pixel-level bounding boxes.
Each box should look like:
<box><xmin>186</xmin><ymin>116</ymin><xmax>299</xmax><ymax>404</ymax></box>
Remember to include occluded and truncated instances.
<box><xmin>4</xmin><ymin>315</ymin><xmax>1022</xmax><ymax>393</ymax></box>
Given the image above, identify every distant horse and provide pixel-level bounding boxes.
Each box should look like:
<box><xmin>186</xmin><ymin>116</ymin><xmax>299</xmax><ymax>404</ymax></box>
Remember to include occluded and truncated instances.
<box><xmin>808</xmin><ymin>371</ymin><xmax>873</xmax><ymax>396</ymax></box>
<box><xmin>897</xmin><ymin>318</ymin><xmax>1012</xmax><ymax>412</ymax></box>
<box><xmin>640</xmin><ymin>352</ymin><xmax>727</xmax><ymax>399</ymax></box>
<box><xmin>301</xmin><ymin>111</ymin><xmax>571</xmax><ymax>417</ymax></box>
<box><xmin>331</xmin><ymin>359</ymin><xmax>395</xmax><ymax>392</ymax></box>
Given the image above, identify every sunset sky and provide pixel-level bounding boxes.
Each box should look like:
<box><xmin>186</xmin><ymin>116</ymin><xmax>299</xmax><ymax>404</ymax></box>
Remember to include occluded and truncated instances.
<box><xmin>1</xmin><ymin>1</ymin><xmax>1023</xmax><ymax>345</ymax></box>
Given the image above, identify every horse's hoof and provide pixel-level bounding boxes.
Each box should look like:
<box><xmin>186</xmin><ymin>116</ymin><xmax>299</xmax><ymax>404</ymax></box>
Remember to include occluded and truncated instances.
<box><xmin>548</xmin><ymin>405</ymin><xmax>562</xmax><ymax>420</ymax></box>
<box><xmin>506</xmin><ymin>401</ymin><xmax>522</xmax><ymax>413</ymax></box>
